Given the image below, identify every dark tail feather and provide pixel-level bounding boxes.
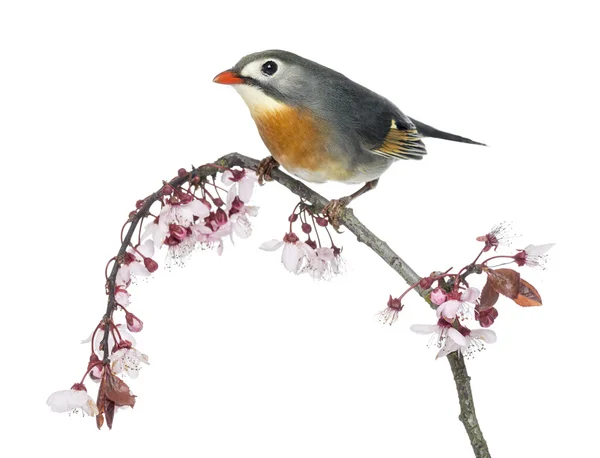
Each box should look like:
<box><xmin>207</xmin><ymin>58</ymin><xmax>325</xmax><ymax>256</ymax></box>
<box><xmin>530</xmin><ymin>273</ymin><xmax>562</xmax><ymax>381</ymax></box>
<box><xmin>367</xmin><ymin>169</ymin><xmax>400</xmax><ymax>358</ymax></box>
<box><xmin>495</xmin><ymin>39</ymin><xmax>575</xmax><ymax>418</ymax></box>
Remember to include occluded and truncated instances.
<box><xmin>409</xmin><ymin>117</ymin><xmax>487</xmax><ymax>146</ymax></box>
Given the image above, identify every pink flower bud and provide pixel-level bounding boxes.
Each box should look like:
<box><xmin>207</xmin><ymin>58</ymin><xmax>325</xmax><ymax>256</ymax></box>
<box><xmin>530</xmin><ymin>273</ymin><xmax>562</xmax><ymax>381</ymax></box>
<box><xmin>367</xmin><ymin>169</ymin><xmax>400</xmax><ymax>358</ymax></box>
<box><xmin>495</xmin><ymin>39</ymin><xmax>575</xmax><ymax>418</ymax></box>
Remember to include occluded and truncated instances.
<box><xmin>283</xmin><ymin>232</ymin><xmax>299</xmax><ymax>244</ymax></box>
<box><xmin>215</xmin><ymin>208</ymin><xmax>228</xmax><ymax>226</ymax></box>
<box><xmin>301</xmin><ymin>222</ymin><xmax>312</xmax><ymax>234</ymax></box>
<box><xmin>178</xmin><ymin>168</ymin><xmax>188</xmax><ymax>177</ymax></box>
<box><xmin>90</xmin><ymin>365</ymin><xmax>104</xmax><ymax>381</ymax></box>
<box><xmin>162</xmin><ymin>184</ymin><xmax>174</xmax><ymax>195</ymax></box>
<box><xmin>430</xmin><ymin>288</ymin><xmax>448</xmax><ymax>306</ymax></box>
<box><xmin>191</xmin><ymin>175</ymin><xmax>200</xmax><ymax>185</ymax></box>
<box><xmin>128</xmin><ymin>210</ymin><xmax>137</xmax><ymax>219</ymax></box>
<box><xmin>419</xmin><ymin>276</ymin><xmax>434</xmax><ymax>289</ymax></box>
<box><xmin>125</xmin><ymin>311</ymin><xmax>144</xmax><ymax>332</ymax></box>
<box><xmin>143</xmin><ymin>257</ymin><xmax>159</xmax><ymax>273</ymax></box>
<box><xmin>288</xmin><ymin>213</ymin><xmax>298</xmax><ymax>222</ymax></box>
<box><xmin>70</xmin><ymin>382</ymin><xmax>87</xmax><ymax>391</ymax></box>
<box><xmin>477</xmin><ymin>307</ymin><xmax>498</xmax><ymax>328</ymax></box>
<box><xmin>213</xmin><ymin>197</ymin><xmax>224</xmax><ymax>207</ymax></box>
<box><xmin>316</xmin><ymin>217</ymin><xmax>328</xmax><ymax>227</ymax></box>
<box><xmin>135</xmin><ymin>199</ymin><xmax>145</xmax><ymax>209</ymax></box>
<box><xmin>179</xmin><ymin>193</ymin><xmax>192</xmax><ymax>205</ymax></box>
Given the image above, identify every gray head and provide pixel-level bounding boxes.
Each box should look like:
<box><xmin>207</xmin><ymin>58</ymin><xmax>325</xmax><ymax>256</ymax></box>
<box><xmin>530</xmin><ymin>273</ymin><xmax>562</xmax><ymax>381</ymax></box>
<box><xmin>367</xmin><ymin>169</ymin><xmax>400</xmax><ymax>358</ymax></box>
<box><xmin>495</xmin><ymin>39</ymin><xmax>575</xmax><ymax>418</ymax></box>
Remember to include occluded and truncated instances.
<box><xmin>213</xmin><ymin>50</ymin><xmax>347</xmax><ymax>113</ymax></box>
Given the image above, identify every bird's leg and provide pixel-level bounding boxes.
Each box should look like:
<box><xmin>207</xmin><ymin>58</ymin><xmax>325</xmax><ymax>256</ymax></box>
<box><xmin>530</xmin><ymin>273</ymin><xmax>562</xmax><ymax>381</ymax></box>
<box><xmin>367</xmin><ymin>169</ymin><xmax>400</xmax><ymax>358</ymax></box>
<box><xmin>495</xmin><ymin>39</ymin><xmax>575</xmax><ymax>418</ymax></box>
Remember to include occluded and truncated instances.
<box><xmin>256</xmin><ymin>156</ymin><xmax>280</xmax><ymax>185</ymax></box>
<box><xmin>323</xmin><ymin>179</ymin><xmax>379</xmax><ymax>230</ymax></box>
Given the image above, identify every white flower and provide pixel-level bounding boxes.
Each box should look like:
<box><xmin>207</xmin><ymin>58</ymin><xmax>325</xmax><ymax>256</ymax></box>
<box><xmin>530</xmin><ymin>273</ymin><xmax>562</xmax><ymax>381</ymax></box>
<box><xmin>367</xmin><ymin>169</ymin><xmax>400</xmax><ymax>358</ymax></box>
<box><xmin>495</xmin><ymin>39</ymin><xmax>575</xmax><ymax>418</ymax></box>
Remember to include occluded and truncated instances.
<box><xmin>110</xmin><ymin>346</ymin><xmax>149</xmax><ymax>378</ymax></box>
<box><xmin>47</xmin><ymin>386</ymin><xmax>99</xmax><ymax>416</ymax></box>
<box><xmin>151</xmin><ymin>199</ymin><xmax>209</xmax><ymax>248</ymax></box>
<box><xmin>222</xmin><ymin>169</ymin><xmax>258</xmax><ymax>203</ymax></box>
<box><xmin>436</xmin><ymin>287</ymin><xmax>480</xmax><ymax>321</ymax></box>
<box><xmin>260</xmin><ymin>232</ymin><xmax>316</xmax><ymax>274</ymax></box>
<box><xmin>193</xmin><ymin>222</ymin><xmax>230</xmax><ymax>255</ymax></box>
<box><xmin>436</xmin><ymin>328</ymin><xmax>497</xmax><ymax>359</ymax></box>
<box><xmin>516</xmin><ymin>243</ymin><xmax>555</xmax><ymax>268</ymax></box>
<box><xmin>410</xmin><ymin>322</ymin><xmax>467</xmax><ymax>353</ymax></box>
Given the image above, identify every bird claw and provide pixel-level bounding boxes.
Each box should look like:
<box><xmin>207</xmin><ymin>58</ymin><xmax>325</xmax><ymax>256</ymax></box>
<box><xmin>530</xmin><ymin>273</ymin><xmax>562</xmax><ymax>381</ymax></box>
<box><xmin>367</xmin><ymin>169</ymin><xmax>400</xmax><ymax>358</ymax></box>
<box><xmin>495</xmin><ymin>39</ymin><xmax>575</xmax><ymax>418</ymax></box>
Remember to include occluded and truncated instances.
<box><xmin>322</xmin><ymin>197</ymin><xmax>352</xmax><ymax>232</ymax></box>
<box><xmin>257</xmin><ymin>156</ymin><xmax>280</xmax><ymax>185</ymax></box>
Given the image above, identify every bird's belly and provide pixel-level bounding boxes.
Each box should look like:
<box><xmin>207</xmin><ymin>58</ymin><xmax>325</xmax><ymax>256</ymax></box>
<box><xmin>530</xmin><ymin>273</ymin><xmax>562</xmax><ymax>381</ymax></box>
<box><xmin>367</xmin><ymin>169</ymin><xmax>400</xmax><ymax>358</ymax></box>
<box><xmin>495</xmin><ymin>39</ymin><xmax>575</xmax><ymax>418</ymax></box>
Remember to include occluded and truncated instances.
<box><xmin>252</xmin><ymin>107</ymin><xmax>352</xmax><ymax>183</ymax></box>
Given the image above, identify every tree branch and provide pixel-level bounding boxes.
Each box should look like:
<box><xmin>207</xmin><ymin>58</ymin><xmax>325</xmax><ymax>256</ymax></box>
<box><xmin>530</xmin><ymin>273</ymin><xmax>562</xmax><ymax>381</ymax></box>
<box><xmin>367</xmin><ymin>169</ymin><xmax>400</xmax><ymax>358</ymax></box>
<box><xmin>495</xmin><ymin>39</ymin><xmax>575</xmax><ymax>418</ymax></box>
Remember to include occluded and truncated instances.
<box><xmin>104</xmin><ymin>152</ymin><xmax>490</xmax><ymax>457</ymax></box>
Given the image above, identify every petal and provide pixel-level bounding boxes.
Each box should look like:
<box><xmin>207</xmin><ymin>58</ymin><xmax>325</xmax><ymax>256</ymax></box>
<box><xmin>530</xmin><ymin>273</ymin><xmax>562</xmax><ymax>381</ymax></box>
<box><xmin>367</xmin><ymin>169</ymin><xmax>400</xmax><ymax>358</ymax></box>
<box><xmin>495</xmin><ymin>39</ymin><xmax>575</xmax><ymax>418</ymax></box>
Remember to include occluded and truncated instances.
<box><xmin>461</xmin><ymin>287</ymin><xmax>480</xmax><ymax>303</ymax></box>
<box><xmin>140</xmin><ymin>221</ymin><xmax>158</xmax><ymax>241</ymax></box>
<box><xmin>188</xmin><ymin>199</ymin><xmax>210</xmax><ymax>218</ymax></box>
<box><xmin>315</xmin><ymin>247</ymin><xmax>335</xmax><ymax>261</ymax></box>
<box><xmin>232</xmin><ymin>214</ymin><xmax>252</xmax><ymax>239</ymax></box>
<box><xmin>239</xmin><ymin>178</ymin><xmax>255</xmax><ymax>203</ymax></box>
<box><xmin>138</xmin><ymin>239</ymin><xmax>155</xmax><ymax>258</ymax></box>
<box><xmin>282</xmin><ymin>243</ymin><xmax>301</xmax><ymax>273</ymax></box>
<box><xmin>226</xmin><ymin>186</ymin><xmax>237</xmax><ymax>210</ymax></box>
<box><xmin>129</xmin><ymin>261</ymin><xmax>151</xmax><ymax>276</ymax></box>
<box><xmin>221</xmin><ymin>170</ymin><xmax>234</xmax><ymax>185</ymax></box>
<box><xmin>116</xmin><ymin>265</ymin><xmax>131</xmax><ymax>287</ymax></box>
<box><xmin>410</xmin><ymin>324</ymin><xmax>439</xmax><ymax>335</ymax></box>
<box><xmin>525</xmin><ymin>243</ymin><xmax>555</xmax><ymax>256</ymax></box>
<box><xmin>260</xmin><ymin>239</ymin><xmax>284</xmax><ymax>251</ymax></box>
<box><xmin>245</xmin><ymin>205</ymin><xmax>259</xmax><ymax>217</ymax></box>
<box><xmin>436</xmin><ymin>341</ymin><xmax>459</xmax><ymax>359</ymax></box>
<box><xmin>470</xmin><ymin>328</ymin><xmax>497</xmax><ymax>343</ymax></box>
<box><xmin>447</xmin><ymin>328</ymin><xmax>467</xmax><ymax>347</ymax></box>
<box><xmin>437</xmin><ymin>300</ymin><xmax>461</xmax><ymax>319</ymax></box>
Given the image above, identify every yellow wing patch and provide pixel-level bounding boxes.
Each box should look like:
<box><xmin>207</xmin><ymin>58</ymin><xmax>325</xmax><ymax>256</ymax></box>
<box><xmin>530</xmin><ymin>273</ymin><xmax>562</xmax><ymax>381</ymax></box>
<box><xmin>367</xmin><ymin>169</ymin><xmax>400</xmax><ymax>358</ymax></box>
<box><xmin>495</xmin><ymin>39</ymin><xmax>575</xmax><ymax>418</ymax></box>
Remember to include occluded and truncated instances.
<box><xmin>372</xmin><ymin>120</ymin><xmax>427</xmax><ymax>160</ymax></box>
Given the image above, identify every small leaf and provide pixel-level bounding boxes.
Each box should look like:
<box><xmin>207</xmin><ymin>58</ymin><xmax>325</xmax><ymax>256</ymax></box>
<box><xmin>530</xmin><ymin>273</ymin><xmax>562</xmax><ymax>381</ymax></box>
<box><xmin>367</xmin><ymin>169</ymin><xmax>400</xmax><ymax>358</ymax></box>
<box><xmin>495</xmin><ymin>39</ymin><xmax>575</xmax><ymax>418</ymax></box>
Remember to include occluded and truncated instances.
<box><xmin>105</xmin><ymin>372</ymin><xmax>136</xmax><ymax>408</ymax></box>
<box><xmin>479</xmin><ymin>277</ymin><xmax>500</xmax><ymax>311</ymax></box>
<box><xmin>514</xmin><ymin>278</ymin><xmax>543</xmax><ymax>307</ymax></box>
<box><xmin>105</xmin><ymin>400</ymin><xmax>116</xmax><ymax>430</ymax></box>
<box><xmin>486</xmin><ymin>268</ymin><xmax>520</xmax><ymax>299</ymax></box>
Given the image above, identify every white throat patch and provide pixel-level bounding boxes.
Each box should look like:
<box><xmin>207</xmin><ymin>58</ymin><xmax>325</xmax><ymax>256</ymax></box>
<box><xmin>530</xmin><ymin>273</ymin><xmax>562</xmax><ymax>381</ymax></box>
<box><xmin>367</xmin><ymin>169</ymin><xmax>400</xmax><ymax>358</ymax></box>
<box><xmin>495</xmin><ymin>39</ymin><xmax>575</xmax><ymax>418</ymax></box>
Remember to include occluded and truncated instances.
<box><xmin>234</xmin><ymin>85</ymin><xmax>285</xmax><ymax>115</ymax></box>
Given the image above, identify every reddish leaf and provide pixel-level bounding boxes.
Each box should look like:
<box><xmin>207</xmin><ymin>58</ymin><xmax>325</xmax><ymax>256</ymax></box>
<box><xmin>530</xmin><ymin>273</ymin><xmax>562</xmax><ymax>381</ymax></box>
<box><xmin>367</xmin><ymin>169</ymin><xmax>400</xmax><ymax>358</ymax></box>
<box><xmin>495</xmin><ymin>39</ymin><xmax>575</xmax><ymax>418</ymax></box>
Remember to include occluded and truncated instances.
<box><xmin>96</xmin><ymin>412</ymin><xmax>104</xmax><ymax>430</ymax></box>
<box><xmin>105</xmin><ymin>372</ymin><xmax>136</xmax><ymax>408</ymax></box>
<box><xmin>514</xmin><ymin>278</ymin><xmax>543</xmax><ymax>307</ymax></box>
<box><xmin>486</xmin><ymin>268</ymin><xmax>520</xmax><ymax>299</ymax></box>
<box><xmin>479</xmin><ymin>277</ymin><xmax>500</xmax><ymax>311</ymax></box>
<box><xmin>105</xmin><ymin>400</ymin><xmax>116</xmax><ymax>430</ymax></box>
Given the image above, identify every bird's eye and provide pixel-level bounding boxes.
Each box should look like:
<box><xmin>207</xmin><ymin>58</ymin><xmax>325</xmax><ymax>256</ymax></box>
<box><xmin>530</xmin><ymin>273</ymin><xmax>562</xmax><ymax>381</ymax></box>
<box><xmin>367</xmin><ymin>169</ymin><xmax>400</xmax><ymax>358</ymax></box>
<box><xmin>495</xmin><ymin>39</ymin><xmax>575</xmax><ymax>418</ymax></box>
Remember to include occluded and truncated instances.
<box><xmin>261</xmin><ymin>61</ymin><xmax>278</xmax><ymax>76</ymax></box>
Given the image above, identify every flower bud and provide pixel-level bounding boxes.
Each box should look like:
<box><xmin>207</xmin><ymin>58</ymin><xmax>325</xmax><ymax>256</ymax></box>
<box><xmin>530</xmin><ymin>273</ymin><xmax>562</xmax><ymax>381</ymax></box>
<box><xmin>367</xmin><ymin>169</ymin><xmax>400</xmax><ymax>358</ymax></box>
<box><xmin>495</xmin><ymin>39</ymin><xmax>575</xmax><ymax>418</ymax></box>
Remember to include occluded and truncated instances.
<box><xmin>143</xmin><ymin>257</ymin><xmax>159</xmax><ymax>273</ymax></box>
<box><xmin>213</xmin><ymin>197</ymin><xmax>224</xmax><ymax>208</ymax></box>
<box><xmin>125</xmin><ymin>311</ymin><xmax>144</xmax><ymax>333</ymax></box>
<box><xmin>430</xmin><ymin>288</ymin><xmax>448</xmax><ymax>306</ymax></box>
<box><xmin>162</xmin><ymin>184</ymin><xmax>174</xmax><ymax>195</ymax></box>
<box><xmin>316</xmin><ymin>217</ymin><xmax>328</xmax><ymax>227</ymax></box>
<box><xmin>301</xmin><ymin>223</ymin><xmax>312</xmax><ymax>234</ymax></box>
<box><xmin>70</xmin><ymin>382</ymin><xmax>87</xmax><ymax>392</ymax></box>
<box><xmin>288</xmin><ymin>213</ymin><xmax>298</xmax><ymax>223</ymax></box>
<box><xmin>135</xmin><ymin>199</ymin><xmax>145</xmax><ymax>209</ymax></box>
<box><xmin>215</xmin><ymin>208</ymin><xmax>228</xmax><ymax>226</ymax></box>
<box><xmin>169</xmin><ymin>224</ymin><xmax>188</xmax><ymax>241</ymax></box>
<box><xmin>178</xmin><ymin>168</ymin><xmax>188</xmax><ymax>177</ymax></box>
<box><xmin>179</xmin><ymin>193</ymin><xmax>192</xmax><ymax>205</ymax></box>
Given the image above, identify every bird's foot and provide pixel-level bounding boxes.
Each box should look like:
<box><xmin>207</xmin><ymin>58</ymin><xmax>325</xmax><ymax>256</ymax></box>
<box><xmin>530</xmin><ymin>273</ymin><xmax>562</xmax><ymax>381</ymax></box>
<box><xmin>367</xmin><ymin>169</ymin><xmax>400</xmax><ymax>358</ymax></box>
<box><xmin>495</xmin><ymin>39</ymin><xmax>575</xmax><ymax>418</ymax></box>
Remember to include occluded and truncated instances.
<box><xmin>257</xmin><ymin>156</ymin><xmax>280</xmax><ymax>185</ymax></box>
<box><xmin>322</xmin><ymin>196</ymin><xmax>352</xmax><ymax>232</ymax></box>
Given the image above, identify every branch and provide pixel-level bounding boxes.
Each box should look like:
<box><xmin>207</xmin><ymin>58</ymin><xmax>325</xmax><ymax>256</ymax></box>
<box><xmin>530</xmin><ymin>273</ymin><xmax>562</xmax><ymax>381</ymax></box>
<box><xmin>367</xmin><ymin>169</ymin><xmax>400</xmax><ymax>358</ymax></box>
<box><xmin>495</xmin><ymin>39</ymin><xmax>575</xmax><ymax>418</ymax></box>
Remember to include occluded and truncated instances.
<box><xmin>104</xmin><ymin>152</ymin><xmax>490</xmax><ymax>457</ymax></box>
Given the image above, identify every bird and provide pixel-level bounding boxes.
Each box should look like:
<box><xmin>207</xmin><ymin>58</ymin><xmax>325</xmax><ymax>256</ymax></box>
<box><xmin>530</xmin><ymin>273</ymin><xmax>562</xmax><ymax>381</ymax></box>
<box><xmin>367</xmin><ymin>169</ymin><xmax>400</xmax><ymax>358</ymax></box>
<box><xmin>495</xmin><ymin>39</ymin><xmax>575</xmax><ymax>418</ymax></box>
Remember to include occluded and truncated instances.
<box><xmin>213</xmin><ymin>50</ymin><xmax>484</xmax><ymax>226</ymax></box>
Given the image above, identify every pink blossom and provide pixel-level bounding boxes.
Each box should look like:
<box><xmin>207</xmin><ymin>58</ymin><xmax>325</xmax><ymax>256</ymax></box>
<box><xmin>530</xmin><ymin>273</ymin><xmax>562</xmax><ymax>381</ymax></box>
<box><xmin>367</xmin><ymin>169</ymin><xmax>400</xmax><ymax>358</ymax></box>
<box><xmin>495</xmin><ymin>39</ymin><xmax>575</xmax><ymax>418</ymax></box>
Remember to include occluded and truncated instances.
<box><xmin>410</xmin><ymin>319</ymin><xmax>467</xmax><ymax>354</ymax></box>
<box><xmin>430</xmin><ymin>288</ymin><xmax>448</xmax><ymax>306</ymax></box>
<box><xmin>514</xmin><ymin>243</ymin><xmax>555</xmax><ymax>268</ymax></box>
<box><xmin>476</xmin><ymin>222</ymin><xmax>517</xmax><ymax>252</ymax></box>
<box><xmin>47</xmin><ymin>384</ymin><xmax>99</xmax><ymax>416</ymax></box>
<box><xmin>125</xmin><ymin>311</ymin><xmax>143</xmax><ymax>332</ymax></box>
<box><xmin>193</xmin><ymin>222</ymin><xmax>231</xmax><ymax>255</ymax></box>
<box><xmin>436</xmin><ymin>287</ymin><xmax>480</xmax><ymax>321</ymax></box>
<box><xmin>305</xmin><ymin>247</ymin><xmax>337</xmax><ymax>280</ymax></box>
<box><xmin>436</xmin><ymin>328</ymin><xmax>497</xmax><ymax>359</ymax></box>
<box><xmin>260</xmin><ymin>232</ymin><xmax>316</xmax><ymax>274</ymax></box>
<box><xmin>110</xmin><ymin>345</ymin><xmax>149</xmax><ymax>379</ymax></box>
<box><xmin>378</xmin><ymin>296</ymin><xmax>404</xmax><ymax>325</ymax></box>
<box><xmin>221</xmin><ymin>168</ymin><xmax>258</xmax><ymax>203</ymax></box>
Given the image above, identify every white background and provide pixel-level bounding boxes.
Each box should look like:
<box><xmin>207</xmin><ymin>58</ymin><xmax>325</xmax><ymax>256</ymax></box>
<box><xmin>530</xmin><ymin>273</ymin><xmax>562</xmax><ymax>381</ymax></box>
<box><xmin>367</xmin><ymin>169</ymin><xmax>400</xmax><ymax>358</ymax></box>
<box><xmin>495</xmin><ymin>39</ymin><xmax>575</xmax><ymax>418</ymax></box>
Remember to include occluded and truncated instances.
<box><xmin>1</xmin><ymin>1</ymin><xmax>598</xmax><ymax>457</ymax></box>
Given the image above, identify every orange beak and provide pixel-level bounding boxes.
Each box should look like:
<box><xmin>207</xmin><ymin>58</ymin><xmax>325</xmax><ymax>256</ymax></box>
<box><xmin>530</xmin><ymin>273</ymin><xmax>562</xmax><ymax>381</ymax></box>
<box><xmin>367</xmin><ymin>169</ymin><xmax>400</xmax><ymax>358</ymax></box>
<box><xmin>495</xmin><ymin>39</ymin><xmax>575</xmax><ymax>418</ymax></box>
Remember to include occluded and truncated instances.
<box><xmin>213</xmin><ymin>70</ymin><xmax>245</xmax><ymax>85</ymax></box>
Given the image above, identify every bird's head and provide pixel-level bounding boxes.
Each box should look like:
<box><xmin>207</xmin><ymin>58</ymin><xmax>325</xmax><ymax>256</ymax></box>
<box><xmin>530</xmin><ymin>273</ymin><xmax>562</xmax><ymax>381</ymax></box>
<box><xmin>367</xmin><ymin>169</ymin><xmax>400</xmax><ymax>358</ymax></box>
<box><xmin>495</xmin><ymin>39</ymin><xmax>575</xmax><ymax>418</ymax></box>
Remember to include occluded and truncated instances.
<box><xmin>213</xmin><ymin>50</ymin><xmax>320</xmax><ymax>114</ymax></box>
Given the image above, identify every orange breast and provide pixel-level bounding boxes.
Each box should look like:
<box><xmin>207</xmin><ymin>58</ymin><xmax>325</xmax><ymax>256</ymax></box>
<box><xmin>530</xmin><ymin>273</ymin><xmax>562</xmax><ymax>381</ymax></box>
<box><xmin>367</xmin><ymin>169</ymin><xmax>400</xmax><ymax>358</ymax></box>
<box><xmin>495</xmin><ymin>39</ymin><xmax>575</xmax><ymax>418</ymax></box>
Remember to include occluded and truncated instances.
<box><xmin>252</xmin><ymin>107</ymin><xmax>350</xmax><ymax>182</ymax></box>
